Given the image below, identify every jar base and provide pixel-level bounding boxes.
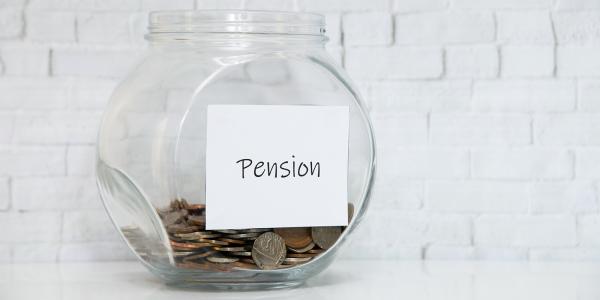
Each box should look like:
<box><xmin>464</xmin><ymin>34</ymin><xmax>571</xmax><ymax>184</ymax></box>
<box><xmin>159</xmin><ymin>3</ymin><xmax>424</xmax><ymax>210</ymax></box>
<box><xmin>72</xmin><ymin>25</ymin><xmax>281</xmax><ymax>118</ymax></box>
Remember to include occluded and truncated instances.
<box><xmin>165</xmin><ymin>280</ymin><xmax>305</xmax><ymax>291</ymax></box>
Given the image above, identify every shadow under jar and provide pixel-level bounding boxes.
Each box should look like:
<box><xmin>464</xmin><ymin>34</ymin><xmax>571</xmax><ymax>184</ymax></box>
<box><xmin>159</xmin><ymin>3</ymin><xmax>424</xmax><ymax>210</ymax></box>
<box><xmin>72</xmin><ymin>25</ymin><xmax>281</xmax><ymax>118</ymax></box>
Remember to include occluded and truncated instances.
<box><xmin>96</xmin><ymin>10</ymin><xmax>375</xmax><ymax>290</ymax></box>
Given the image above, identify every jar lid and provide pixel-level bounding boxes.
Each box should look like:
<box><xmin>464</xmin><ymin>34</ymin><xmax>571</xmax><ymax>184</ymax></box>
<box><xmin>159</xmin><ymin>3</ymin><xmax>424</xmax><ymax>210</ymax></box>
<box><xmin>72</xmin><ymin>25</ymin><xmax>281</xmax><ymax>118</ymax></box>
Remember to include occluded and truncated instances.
<box><xmin>148</xmin><ymin>10</ymin><xmax>326</xmax><ymax>36</ymax></box>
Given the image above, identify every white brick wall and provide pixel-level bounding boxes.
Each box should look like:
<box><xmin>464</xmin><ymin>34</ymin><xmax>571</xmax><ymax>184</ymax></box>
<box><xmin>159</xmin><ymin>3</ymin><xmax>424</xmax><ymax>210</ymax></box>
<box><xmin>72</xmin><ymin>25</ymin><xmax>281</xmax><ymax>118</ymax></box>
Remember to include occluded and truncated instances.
<box><xmin>0</xmin><ymin>0</ymin><xmax>599</xmax><ymax>262</ymax></box>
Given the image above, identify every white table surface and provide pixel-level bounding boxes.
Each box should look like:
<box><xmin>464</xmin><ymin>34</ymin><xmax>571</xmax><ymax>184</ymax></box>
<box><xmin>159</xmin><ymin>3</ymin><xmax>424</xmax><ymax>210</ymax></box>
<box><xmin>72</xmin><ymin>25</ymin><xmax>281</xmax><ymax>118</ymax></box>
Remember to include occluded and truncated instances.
<box><xmin>1</xmin><ymin>260</ymin><xmax>599</xmax><ymax>300</ymax></box>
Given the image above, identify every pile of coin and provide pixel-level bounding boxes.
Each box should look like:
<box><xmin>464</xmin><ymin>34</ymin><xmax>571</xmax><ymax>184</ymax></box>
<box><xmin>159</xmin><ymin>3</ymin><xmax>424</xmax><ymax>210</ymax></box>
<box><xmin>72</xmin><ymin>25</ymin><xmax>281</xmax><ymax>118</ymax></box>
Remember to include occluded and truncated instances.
<box><xmin>154</xmin><ymin>199</ymin><xmax>352</xmax><ymax>271</ymax></box>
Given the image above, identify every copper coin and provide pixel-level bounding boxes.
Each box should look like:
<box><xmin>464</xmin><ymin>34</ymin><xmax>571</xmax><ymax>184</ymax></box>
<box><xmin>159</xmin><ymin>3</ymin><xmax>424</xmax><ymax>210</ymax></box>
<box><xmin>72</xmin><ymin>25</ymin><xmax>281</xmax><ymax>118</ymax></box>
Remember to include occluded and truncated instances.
<box><xmin>218</xmin><ymin>238</ymin><xmax>247</xmax><ymax>245</ymax></box>
<box><xmin>251</xmin><ymin>232</ymin><xmax>286</xmax><ymax>270</ymax></box>
<box><xmin>274</xmin><ymin>227</ymin><xmax>313</xmax><ymax>249</ymax></box>
<box><xmin>170</xmin><ymin>241</ymin><xmax>212</xmax><ymax>250</ymax></box>
<box><xmin>311</xmin><ymin>227</ymin><xmax>341</xmax><ymax>249</ymax></box>
<box><xmin>287</xmin><ymin>253</ymin><xmax>317</xmax><ymax>258</ymax></box>
<box><xmin>182</xmin><ymin>251</ymin><xmax>216</xmax><ymax>261</ymax></box>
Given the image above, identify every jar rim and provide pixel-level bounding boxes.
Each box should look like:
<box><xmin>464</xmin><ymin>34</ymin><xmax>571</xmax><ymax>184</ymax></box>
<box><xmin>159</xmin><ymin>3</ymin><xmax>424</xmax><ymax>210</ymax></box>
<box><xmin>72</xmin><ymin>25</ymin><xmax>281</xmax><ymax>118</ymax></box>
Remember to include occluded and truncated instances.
<box><xmin>148</xmin><ymin>10</ymin><xmax>326</xmax><ymax>36</ymax></box>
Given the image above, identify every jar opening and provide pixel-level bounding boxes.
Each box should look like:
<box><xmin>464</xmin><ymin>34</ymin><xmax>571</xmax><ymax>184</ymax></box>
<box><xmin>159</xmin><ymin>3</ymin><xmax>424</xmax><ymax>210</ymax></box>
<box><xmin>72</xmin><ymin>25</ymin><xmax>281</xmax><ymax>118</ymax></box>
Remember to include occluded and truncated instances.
<box><xmin>148</xmin><ymin>10</ymin><xmax>326</xmax><ymax>37</ymax></box>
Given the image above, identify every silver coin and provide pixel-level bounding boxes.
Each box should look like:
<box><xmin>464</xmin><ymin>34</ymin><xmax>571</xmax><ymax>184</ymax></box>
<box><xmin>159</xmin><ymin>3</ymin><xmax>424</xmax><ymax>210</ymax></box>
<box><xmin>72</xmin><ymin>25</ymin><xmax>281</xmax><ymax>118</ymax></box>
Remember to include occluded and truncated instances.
<box><xmin>206</xmin><ymin>256</ymin><xmax>239</xmax><ymax>263</ymax></box>
<box><xmin>231</xmin><ymin>251</ymin><xmax>252</xmax><ymax>256</ymax></box>
<box><xmin>251</xmin><ymin>232</ymin><xmax>286</xmax><ymax>270</ymax></box>
<box><xmin>175</xmin><ymin>232</ymin><xmax>221</xmax><ymax>240</ymax></box>
<box><xmin>213</xmin><ymin>246</ymin><xmax>247</xmax><ymax>252</ymax></box>
<box><xmin>288</xmin><ymin>241</ymin><xmax>315</xmax><ymax>253</ymax></box>
<box><xmin>311</xmin><ymin>227</ymin><xmax>341</xmax><ymax>249</ymax></box>
<box><xmin>283</xmin><ymin>257</ymin><xmax>312</xmax><ymax>264</ymax></box>
<box><xmin>226</xmin><ymin>232</ymin><xmax>261</xmax><ymax>239</ymax></box>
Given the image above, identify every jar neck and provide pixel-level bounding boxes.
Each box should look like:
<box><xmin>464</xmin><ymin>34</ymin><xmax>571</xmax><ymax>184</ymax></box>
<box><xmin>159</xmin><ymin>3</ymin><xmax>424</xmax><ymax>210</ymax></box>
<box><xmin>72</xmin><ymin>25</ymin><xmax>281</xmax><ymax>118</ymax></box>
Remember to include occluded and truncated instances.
<box><xmin>147</xmin><ymin>33</ymin><xmax>328</xmax><ymax>50</ymax></box>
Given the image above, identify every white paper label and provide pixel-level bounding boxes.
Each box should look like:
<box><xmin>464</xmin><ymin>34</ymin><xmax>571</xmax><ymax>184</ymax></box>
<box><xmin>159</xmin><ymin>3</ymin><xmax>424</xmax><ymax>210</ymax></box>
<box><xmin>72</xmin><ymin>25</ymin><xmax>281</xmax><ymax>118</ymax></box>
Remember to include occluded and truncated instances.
<box><xmin>205</xmin><ymin>105</ymin><xmax>349</xmax><ymax>230</ymax></box>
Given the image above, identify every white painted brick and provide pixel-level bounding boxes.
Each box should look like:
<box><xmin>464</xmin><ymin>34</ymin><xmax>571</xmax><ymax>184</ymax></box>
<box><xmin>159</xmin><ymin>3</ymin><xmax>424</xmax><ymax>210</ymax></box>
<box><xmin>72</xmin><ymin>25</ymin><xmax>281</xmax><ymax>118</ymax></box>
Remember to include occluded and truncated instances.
<box><xmin>363</xmin><ymin>210</ymin><xmax>471</xmax><ymax>246</ymax></box>
<box><xmin>0</xmin><ymin>177</ymin><xmax>9</xmax><ymax>211</ymax></box>
<box><xmin>77</xmin><ymin>13</ymin><xmax>132</xmax><ymax>44</ymax></box>
<box><xmin>501</xmin><ymin>46</ymin><xmax>554</xmax><ymax>77</ymax></box>
<box><xmin>345</xmin><ymin>47</ymin><xmax>442</xmax><ymax>80</ymax></box>
<box><xmin>371</xmin><ymin>178</ymin><xmax>422</xmax><ymax>210</ymax></box>
<box><xmin>0</xmin><ymin>0</ymin><xmax>26</xmax><ymax>7</ymax></box>
<box><xmin>67</xmin><ymin>145</ymin><xmax>96</xmax><ymax>176</ymax></box>
<box><xmin>554</xmin><ymin>12</ymin><xmax>600</xmax><ymax>45</ymax></box>
<box><xmin>196</xmin><ymin>0</ymin><xmax>244</xmax><ymax>9</ymax></box>
<box><xmin>367</xmin><ymin>80</ymin><xmax>471</xmax><ymax>113</ymax></box>
<box><xmin>473</xmin><ymin>80</ymin><xmax>575</xmax><ymax>112</ymax></box>
<box><xmin>0</xmin><ymin>114</ymin><xmax>14</xmax><ymax>144</ymax></box>
<box><xmin>475</xmin><ymin>215</ymin><xmax>576</xmax><ymax>247</ymax></box>
<box><xmin>0</xmin><ymin>78</ymin><xmax>69</xmax><ymax>110</ymax></box>
<box><xmin>393</xmin><ymin>0</ymin><xmax>447</xmax><ymax>12</ymax></box>
<box><xmin>371</xmin><ymin>113</ymin><xmax>428</xmax><ymax>147</ymax></box>
<box><xmin>343</xmin><ymin>12</ymin><xmax>392</xmax><ymax>46</ymax></box>
<box><xmin>580</xmin><ymin>80</ymin><xmax>600</xmax><ymax>112</ymax></box>
<box><xmin>446</xmin><ymin>45</ymin><xmax>498</xmax><ymax>78</ymax></box>
<box><xmin>52</xmin><ymin>46</ymin><xmax>143</xmax><ymax>78</ymax></box>
<box><xmin>0</xmin><ymin>245</ymin><xmax>10</xmax><ymax>263</ymax></box>
<box><xmin>395</xmin><ymin>12</ymin><xmax>495</xmax><ymax>45</ymax></box>
<box><xmin>427</xmin><ymin>181</ymin><xmax>529</xmax><ymax>213</ymax></box>
<box><xmin>15</xmin><ymin>112</ymin><xmax>102</xmax><ymax>145</ymax></box>
<box><xmin>425</xmin><ymin>246</ymin><xmax>527</xmax><ymax>260</ymax></box>
<box><xmin>0</xmin><ymin>8</ymin><xmax>23</xmax><ymax>38</ymax></box>
<box><xmin>13</xmin><ymin>177</ymin><xmax>100</xmax><ymax>210</ymax></box>
<box><xmin>580</xmin><ymin>215</ymin><xmax>600</xmax><ymax>246</ymax></box>
<box><xmin>141</xmin><ymin>0</ymin><xmax>194</xmax><ymax>10</ymax></box>
<box><xmin>577</xmin><ymin>149</ymin><xmax>600</xmax><ymax>178</ymax></box>
<box><xmin>244</xmin><ymin>0</ymin><xmax>298</xmax><ymax>10</ymax></box>
<box><xmin>430</xmin><ymin>114</ymin><xmax>531</xmax><ymax>146</ymax></box>
<box><xmin>497</xmin><ymin>12</ymin><xmax>554</xmax><ymax>44</ymax></box>
<box><xmin>12</xmin><ymin>243</ymin><xmax>59</xmax><ymax>262</ymax></box>
<box><xmin>471</xmin><ymin>149</ymin><xmax>573</xmax><ymax>179</ymax></box>
<box><xmin>25</xmin><ymin>11</ymin><xmax>75</xmax><ymax>42</ymax></box>
<box><xmin>530</xmin><ymin>248</ymin><xmax>600</xmax><ymax>261</ymax></box>
<box><xmin>453</xmin><ymin>0</ymin><xmax>553</xmax><ymax>9</ymax></box>
<box><xmin>557</xmin><ymin>46</ymin><xmax>600</xmax><ymax>77</ymax></box>
<box><xmin>535</xmin><ymin>114</ymin><xmax>600</xmax><ymax>145</ymax></box>
<box><xmin>69</xmin><ymin>78</ymin><xmax>117</xmax><ymax>110</ymax></box>
<box><xmin>28</xmin><ymin>0</ymin><xmax>140</xmax><ymax>10</ymax></box>
<box><xmin>531</xmin><ymin>182</ymin><xmax>598</xmax><ymax>213</ymax></box>
<box><xmin>59</xmin><ymin>242</ymin><xmax>133</xmax><ymax>262</ymax></box>
<box><xmin>556</xmin><ymin>0</ymin><xmax>600</xmax><ymax>10</ymax></box>
<box><xmin>297</xmin><ymin>0</ymin><xmax>389</xmax><ymax>12</ymax></box>
<box><xmin>0</xmin><ymin>212</ymin><xmax>61</xmax><ymax>243</ymax></box>
<box><xmin>0</xmin><ymin>45</ymin><xmax>49</xmax><ymax>75</ymax></box>
<box><xmin>0</xmin><ymin>146</ymin><xmax>65</xmax><ymax>177</ymax></box>
<box><xmin>384</xmin><ymin>147</ymin><xmax>469</xmax><ymax>179</ymax></box>
<box><xmin>62</xmin><ymin>210</ymin><xmax>120</xmax><ymax>242</ymax></box>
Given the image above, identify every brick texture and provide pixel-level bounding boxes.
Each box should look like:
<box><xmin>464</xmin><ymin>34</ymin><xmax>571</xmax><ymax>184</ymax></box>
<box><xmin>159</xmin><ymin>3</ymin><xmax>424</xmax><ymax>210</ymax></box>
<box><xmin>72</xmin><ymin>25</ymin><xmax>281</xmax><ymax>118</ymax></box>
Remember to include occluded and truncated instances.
<box><xmin>0</xmin><ymin>0</ymin><xmax>599</xmax><ymax>262</ymax></box>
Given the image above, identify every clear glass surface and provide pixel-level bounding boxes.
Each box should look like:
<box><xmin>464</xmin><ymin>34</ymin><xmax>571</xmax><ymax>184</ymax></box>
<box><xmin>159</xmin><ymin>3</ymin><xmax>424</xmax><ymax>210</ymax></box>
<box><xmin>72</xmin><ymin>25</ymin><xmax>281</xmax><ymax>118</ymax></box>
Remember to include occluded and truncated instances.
<box><xmin>96</xmin><ymin>10</ymin><xmax>375</xmax><ymax>289</ymax></box>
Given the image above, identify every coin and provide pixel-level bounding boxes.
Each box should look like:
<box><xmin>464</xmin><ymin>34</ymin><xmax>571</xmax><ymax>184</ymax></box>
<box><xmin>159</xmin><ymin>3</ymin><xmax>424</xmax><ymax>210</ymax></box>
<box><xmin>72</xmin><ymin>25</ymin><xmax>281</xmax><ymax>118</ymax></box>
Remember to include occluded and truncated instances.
<box><xmin>166</xmin><ymin>224</ymin><xmax>201</xmax><ymax>234</ymax></box>
<box><xmin>231</xmin><ymin>251</ymin><xmax>252</xmax><ymax>256</ymax></box>
<box><xmin>274</xmin><ymin>227</ymin><xmax>313</xmax><ymax>249</ymax></box>
<box><xmin>170</xmin><ymin>241</ymin><xmax>212</xmax><ymax>250</ymax></box>
<box><xmin>311</xmin><ymin>227</ymin><xmax>341</xmax><ymax>249</ymax></box>
<box><xmin>226</xmin><ymin>232</ymin><xmax>261</xmax><ymax>239</ymax></box>
<box><xmin>288</xmin><ymin>241</ymin><xmax>315</xmax><ymax>253</ymax></box>
<box><xmin>218</xmin><ymin>238</ymin><xmax>246</xmax><ymax>245</ymax></box>
<box><xmin>251</xmin><ymin>232</ymin><xmax>286</xmax><ymax>270</ymax></box>
<box><xmin>187</xmin><ymin>215</ymin><xmax>206</xmax><ymax>227</ymax></box>
<box><xmin>283</xmin><ymin>257</ymin><xmax>312</xmax><ymax>264</ymax></box>
<box><xmin>214</xmin><ymin>229</ymin><xmax>238</xmax><ymax>234</ymax></box>
<box><xmin>213</xmin><ymin>246</ymin><xmax>247</xmax><ymax>252</ymax></box>
<box><xmin>175</xmin><ymin>232</ymin><xmax>221</xmax><ymax>239</ymax></box>
<box><xmin>182</xmin><ymin>251</ymin><xmax>217</xmax><ymax>261</ymax></box>
<box><xmin>207</xmin><ymin>256</ymin><xmax>239</xmax><ymax>263</ymax></box>
<box><xmin>287</xmin><ymin>253</ymin><xmax>317</xmax><ymax>258</ymax></box>
<box><xmin>187</xmin><ymin>203</ymin><xmax>206</xmax><ymax>210</ymax></box>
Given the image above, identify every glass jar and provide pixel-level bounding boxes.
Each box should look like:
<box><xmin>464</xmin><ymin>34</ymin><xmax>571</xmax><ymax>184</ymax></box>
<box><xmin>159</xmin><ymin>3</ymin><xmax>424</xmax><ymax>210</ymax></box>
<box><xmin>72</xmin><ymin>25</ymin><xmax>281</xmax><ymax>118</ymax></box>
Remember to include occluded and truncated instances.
<box><xmin>96</xmin><ymin>10</ymin><xmax>375</xmax><ymax>289</ymax></box>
